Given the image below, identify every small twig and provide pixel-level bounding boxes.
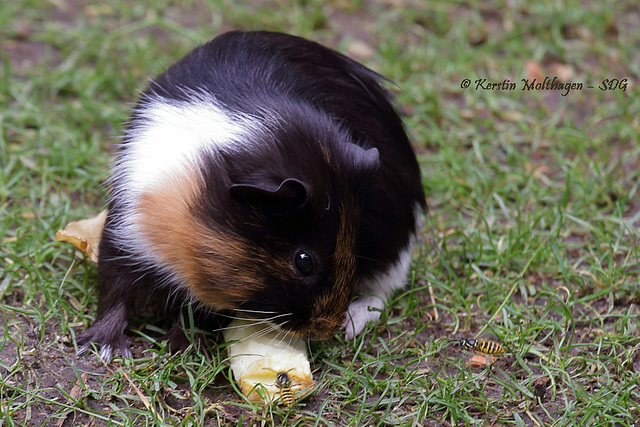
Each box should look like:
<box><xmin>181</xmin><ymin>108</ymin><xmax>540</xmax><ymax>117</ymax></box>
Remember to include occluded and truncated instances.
<box><xmin>427</xmin><ymin>280</ymin><xmax>439</xmax><ymax>322</ymax></box>
<box><xmin>121</xmin><ymin>369</ymin><xmax>161</xmax><ymax>422</ymax></box>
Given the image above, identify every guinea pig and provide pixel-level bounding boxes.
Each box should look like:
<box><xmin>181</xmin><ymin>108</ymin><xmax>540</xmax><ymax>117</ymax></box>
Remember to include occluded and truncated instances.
<box><xmin>77</xmin><ymin>30</ymin><xmax>426</xmax><ymax>362</ymax></box>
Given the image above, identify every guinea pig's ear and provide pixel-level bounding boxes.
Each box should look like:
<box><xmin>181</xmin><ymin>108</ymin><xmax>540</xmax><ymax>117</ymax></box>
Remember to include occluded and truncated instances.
<box><xmin>345</xmin><ymin>144</ymin><xmax>380</xmax><ymax>175</ymax></box>
<box><xmin>229</xmin><ymin>178</ymin><xmax>310</xmax><ymax>213</ymax></box>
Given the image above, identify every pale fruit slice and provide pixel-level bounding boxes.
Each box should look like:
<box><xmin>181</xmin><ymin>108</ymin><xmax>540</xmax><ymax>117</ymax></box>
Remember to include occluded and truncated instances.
<box><xmin>223</xmin><ymin>318</ymin><xmax>314</xmax><ymax>405</ymax></box>
<box><xmin>55</xmin><ymin>210</ymin><xmax>107</xmax><ymax>263</ymax></box>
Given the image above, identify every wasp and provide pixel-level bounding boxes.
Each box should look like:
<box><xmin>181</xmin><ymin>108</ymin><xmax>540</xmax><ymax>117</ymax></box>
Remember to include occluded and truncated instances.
<box><xmin>275</xmin><ymin>371</ymin><xmax>295</xmax><ymax>408</ymax></box>
<box><xmin>454</xmin><ymin>338</ymin><xmax>505</xmax><ymax>355</ymax></box>
<box><xmin>263</xmin><ymin>368</ymin><xmax>296</xmax><ymax>407</ymax></box>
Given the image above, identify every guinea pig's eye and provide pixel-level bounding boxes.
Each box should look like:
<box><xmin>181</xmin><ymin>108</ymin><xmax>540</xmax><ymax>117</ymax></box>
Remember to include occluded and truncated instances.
<box><xmin>294</xmin><ymin>251</ymin><xmax>314</xmax><ymax>276</ymax></box>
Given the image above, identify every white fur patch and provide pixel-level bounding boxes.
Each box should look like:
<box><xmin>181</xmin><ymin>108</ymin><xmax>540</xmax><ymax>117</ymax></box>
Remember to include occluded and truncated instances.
<box><xmin>343</xmin><ymin>203</ymin><xmax>424</xmax><ymax>339</ymax></box>
<box><xmin>115</xmin><ymin>95</ymin><xmax>253</xmax><ymax>196</ymax></box>
<box><xmin>342</xmin><ymin>295</ymin><xmax>386</xmax><ymax>339</ymax></box>
<box><xmin>107</xmin><ymin>91</ymin><xmax>262</xmax><ymax>269</ymax></box>
<box><xmin>342</xmin><ymin>243</ymin><xmax>413</xmax><ymax>339</ymax></box>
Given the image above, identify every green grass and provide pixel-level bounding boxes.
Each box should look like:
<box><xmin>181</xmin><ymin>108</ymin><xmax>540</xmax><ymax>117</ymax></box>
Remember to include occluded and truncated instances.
<box><xmin>1</xmin><ymin>0</ymin><xmax>640</xmax><ymax>425</ymax></box>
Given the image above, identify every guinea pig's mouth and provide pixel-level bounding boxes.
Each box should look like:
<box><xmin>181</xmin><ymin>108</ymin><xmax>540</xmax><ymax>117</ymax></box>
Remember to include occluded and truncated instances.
<box><xmin>229</xmin><ymin>306</ymin><xmax>343</xmax><ymax>340</ymax></box>
<box><xmin>284</xmin><ymin>316</ymin><xmax>343</xmax><ymax>340</ymax></box>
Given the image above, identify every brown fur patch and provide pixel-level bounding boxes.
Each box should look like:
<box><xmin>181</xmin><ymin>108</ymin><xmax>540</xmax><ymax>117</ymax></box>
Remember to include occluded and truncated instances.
<box><xmin>137</xmin><ymin>169</ymin><xmax>262</xmax><ymax>310</ymax></box>
<box><xmin>317</xmin><ymin>140</ymin><xmax>332</xmax><ymax>166</ymax></box>
<box><xmin>308</xmin><ymin>201</ymin><xmax>357</xmax><ymax>338</ymax></box>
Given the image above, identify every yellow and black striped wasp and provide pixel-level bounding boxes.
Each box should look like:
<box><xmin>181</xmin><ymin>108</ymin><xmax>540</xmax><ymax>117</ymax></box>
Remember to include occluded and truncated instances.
<box><xmin>456</xmin><ymin>338</ymin><xmax>505</xmax><ymax>355</ymax></box>
<box><xmin>449</xmin><ymin>338</ymin><xmax>505</xmax><ymax>367</ymax></box>
<box><xmin>263</xmin><ymin>368</ymin><xmax>296</xmax><ymax>407</ymax></box>
<box><xmin>275</xmin><ymin>370</ymin><xmax>295</xmax><ymax>407</ymax></box>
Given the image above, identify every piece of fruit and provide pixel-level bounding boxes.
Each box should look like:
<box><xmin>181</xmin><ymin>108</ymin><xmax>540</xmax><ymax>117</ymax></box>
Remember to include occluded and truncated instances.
<box><xmin>224</xmin><ymin>318</ymin><xmax>314</xmax><ymax>405</ymax></box>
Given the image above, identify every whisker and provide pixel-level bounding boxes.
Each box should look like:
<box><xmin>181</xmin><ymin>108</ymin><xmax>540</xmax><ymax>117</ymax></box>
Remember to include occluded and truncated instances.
<box><xmin>234</xmin><ymin>308</ymin><xmax>280</xmax><ymax>315</ymax></box>
<box><xmin>244</xmin><ymin>323</ymin><xmax>282</xmax><ymax>343</ymax></box>
<box><xmin>214</xmin><ymin>311</ymin><xmax>290</xmax><ymax>323</ymax></box>
<box><xmin>357</xmin><ymin>254</ymin><xmax>383</xmax><ymax>265</ymax></box>
<box><xmin>213</xmin><ymin>312</ymin><xmax>271</xmax><ymax>322</ymax></box>
<box><xmin>212</xmin><ymin>312</ymin><xmax>297</xmax><ymax>350</ymax></box>
<box><xmin>227</xmin><ymin>320</ymin><xmax>286</xmax><ymax>345</ymax></box>
<box><xmin>209</xmin><ymin>320</ymin><xmax>259</xmax><ymax>334</ymax></box>
<box><xmin>284</xmin><ymin>329</ymin><xmax>295</xmax><ymax>349</ymax></box>
<box><xmin>265</xmin><ymin>321</ymin><xmax>291</xmax><ymax>347</ymax></box>
<box><xmin>253</xmin><ymin>312</ymin><xmax>292</xmax><ymax>321</ymax></box>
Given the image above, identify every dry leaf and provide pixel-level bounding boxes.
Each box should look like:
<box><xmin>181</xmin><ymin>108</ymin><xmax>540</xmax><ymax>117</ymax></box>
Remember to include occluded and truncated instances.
<box><xmin>548</xmin><ymin>63</ymin><xmax>573</xmax><ymax>82</ymax></box>
<box><xmin>467</xmin><ymin>354</ymin><xmax>497</xmax><ymax>368</ymax></box>
<box><xmin>525</xmin><ymin>60</ymin><xmax>544</xmax><ymax>82</ymax></box>
<box><xmin>55</xmin><ymin>210</ymin><xmax>107</xmax><ymax>263</ymax></box>
<box><xmin>346</xmin><ymin>40</ymin><xmax>374</xmax><ymax>61</ymax></box>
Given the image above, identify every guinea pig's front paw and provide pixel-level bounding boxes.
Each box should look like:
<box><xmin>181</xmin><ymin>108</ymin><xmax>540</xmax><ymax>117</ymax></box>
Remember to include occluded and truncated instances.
<box><xmin>78</xmin><ymin>340</ymin><xmax>132</xmax><ymax>363</ymax></box>
<box><xmin>76</xmin><ymin>315</ymin><xmax>132</xmax><ymax>362</ymax></box>
<box><xmin>341</xmin><ymin>295</ymin><xmax>386</xmax><ymax>339</ymax></box>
